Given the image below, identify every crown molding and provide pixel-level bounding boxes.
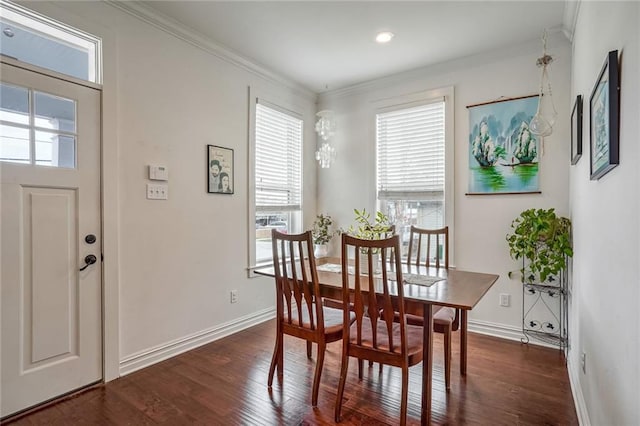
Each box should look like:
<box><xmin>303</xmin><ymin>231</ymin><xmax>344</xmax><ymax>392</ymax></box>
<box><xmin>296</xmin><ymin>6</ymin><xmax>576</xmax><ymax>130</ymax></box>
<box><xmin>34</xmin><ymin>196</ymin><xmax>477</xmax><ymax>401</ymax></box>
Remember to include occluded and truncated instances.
<box><xmin>562</xmin><ymin>0</ymin><xmax>581</xmax><ymax>43</ymax></box>
<box><xmin>104</xmin><ymin>1</ymin><xmax>316</xmax><ymax>102</ymax></box>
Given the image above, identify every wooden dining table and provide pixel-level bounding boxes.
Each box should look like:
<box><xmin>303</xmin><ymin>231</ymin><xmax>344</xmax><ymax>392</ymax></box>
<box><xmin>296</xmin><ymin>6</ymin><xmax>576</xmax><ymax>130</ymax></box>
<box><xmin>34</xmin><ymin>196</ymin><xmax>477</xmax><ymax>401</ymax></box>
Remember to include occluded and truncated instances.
<box><xmin>255</xmin><ymin>257</ymin><xmax>499</xmax><ymax>425</ymax></box>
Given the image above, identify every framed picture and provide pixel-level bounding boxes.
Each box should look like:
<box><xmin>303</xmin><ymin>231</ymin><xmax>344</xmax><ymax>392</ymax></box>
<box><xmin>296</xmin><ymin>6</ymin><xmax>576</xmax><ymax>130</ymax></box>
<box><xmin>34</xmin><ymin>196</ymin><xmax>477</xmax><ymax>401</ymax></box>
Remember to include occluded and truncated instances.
<box><xmin>589</xmin><ymin>50</ymin><xmax>620</xmax><ymax>180</ymax></box>
<box><xmin>571</xmin><ymin>95</ymin><xmax>583</xmax><ymax>165</ymax></box>
<box><xmin>207</xmin><ymin>145</ymin><xmax>234</xmax><ymax>194</ymax></box>
<box><xmin>466</xmin><ymin>95</ymin><xmax>541</xmax><ymax>195</ymax></box>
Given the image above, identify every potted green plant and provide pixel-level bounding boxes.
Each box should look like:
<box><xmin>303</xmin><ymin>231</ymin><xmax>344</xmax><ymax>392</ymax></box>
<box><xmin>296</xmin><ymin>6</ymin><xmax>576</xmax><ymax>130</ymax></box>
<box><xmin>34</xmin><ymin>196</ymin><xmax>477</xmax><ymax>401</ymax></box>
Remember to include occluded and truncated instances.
<box><xmin>506</xmin><ymin>208</ymin><xmax>573</xmax><ymax>284</ymax></box>
<box><xmin>347</xmin><ymin>208</ymin><xmax>392</xmax><ymax>243</ymax></box>
<box><xmin>312</xmin><ymin>214</ymin><xmax>335</xmax><ymax>258</ymax></box>
<box><xmin>346</xmin><ymin>209</ymin><xmax>392</xmax><ymax>272</ymax></box>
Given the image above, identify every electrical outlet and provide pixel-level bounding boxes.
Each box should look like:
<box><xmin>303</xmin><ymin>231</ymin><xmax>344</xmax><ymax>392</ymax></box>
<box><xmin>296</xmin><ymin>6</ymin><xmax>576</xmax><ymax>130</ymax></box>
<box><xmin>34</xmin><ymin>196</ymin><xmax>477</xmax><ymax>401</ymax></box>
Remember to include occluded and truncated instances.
<box><xmin>581</xmin><ymin>352</ymin><xmax>586</xmax><ymax>374</ymax></box>
<box><xmin>230</xmin><ymin>290</ymin><xmax>238</xmax><ymax>304</ymax></box>
<box><xmin>499</xmin><ymin>293</ymin><xmax>510</xmax><ymax>307</ymax></box>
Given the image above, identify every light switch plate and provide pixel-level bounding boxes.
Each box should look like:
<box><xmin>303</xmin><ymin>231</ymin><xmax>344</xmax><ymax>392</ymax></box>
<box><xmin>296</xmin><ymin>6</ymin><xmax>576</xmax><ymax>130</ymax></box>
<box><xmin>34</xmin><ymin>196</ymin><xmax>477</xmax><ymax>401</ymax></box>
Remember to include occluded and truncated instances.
<box><xmin>147</xmin><ymin>183</ymin><xmax>168</xmax><ymax>200</ymax></box>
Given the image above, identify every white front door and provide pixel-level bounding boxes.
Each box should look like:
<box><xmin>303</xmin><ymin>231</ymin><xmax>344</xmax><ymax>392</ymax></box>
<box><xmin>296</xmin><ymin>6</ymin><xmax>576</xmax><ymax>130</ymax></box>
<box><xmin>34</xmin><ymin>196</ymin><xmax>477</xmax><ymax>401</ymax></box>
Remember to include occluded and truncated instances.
<box><xmin>0</xmin><ymin>60</ymin><xmax>102</xmax><ymax>418</ymax></box>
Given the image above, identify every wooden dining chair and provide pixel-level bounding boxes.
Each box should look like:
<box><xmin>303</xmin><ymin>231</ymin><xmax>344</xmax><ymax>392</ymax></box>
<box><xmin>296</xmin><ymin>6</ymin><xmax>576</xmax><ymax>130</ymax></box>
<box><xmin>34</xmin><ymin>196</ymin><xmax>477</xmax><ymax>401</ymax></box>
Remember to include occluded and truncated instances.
<box><xmin>325</xmin><ymin>224</ymin><xmax>395</xmax><ymax>311</ymax></box>
<box><xmin>268</xmin><ymin>229</ymin><xmax>354</xmax><ymax>406</ymax></box>
<box><xmin>335</xmin><ymin>234</ymin><xmax>423</xmax><ymax>425</ymax></box>
<box><xmin>406</xmin><ymin>225</ymin><xmax>458</xmax><ymax>391</ymax></box>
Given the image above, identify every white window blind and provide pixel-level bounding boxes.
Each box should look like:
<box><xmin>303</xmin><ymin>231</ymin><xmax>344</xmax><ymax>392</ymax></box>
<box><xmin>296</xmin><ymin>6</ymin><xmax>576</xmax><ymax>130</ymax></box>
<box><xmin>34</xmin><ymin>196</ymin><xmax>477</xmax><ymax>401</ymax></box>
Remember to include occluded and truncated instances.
<box><xmin>255</xmin><ymin>102</ymin><xmax>302</xmax><ymax>212</ymax></box>
<box><xmin>377</xmin><ymin>100</ymin><xmax>445</xmax><ymax>200</ymax></box>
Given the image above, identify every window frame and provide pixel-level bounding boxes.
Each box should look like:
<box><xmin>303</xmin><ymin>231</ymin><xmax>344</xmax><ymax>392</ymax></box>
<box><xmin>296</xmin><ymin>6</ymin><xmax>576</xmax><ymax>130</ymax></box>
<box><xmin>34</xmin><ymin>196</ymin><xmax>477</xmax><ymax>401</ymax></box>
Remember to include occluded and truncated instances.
<box><xmin>248</xmin><ymin>88</ymin><xmax>304</xmax><ymax>275</ymax></box>
<box><xmin>0</xmin><ymin>82</ymin><xmax>78</xmax><ymax>167</ymax></box>
<box><xmin>374</xmin><ymin>86</ymin><xmax>455</xmax><ymax>265</ymax></box>
<box><xmin>0</xmin><ymin>0</ymin><xmax>102</xmax><ymax>84</ymax></box>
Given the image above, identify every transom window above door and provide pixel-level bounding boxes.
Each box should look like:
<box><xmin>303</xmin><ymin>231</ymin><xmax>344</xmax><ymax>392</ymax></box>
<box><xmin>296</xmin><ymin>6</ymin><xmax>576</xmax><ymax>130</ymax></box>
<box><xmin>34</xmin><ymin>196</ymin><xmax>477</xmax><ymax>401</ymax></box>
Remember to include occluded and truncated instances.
<box><xmin>0</xmin><ymin>82</ymin><xmax>77</xmax><ymax>168</ymax></box>
<box><xmin>0</xmin><ymin>1</ymin><xmax>101</xmax><ymax>83</ymax></box>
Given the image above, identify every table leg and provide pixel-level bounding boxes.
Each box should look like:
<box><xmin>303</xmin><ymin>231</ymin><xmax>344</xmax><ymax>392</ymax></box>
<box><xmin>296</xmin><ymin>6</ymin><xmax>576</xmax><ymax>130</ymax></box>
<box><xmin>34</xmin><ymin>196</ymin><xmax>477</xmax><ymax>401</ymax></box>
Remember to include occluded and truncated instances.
<box><xmin>421</xmin><ymin>304</ymin><xmax>433</xmax><ymax>425</ymax></box>
<box><xmin>460</xmin><ymin>309</ymin><xmax>468</xmax><ymax>376</ymax></box>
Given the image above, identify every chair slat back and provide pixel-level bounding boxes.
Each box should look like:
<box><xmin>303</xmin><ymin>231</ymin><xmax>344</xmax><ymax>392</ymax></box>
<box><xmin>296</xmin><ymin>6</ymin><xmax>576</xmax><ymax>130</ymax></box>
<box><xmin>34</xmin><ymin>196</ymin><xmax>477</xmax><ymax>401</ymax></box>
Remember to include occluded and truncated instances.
<box><xmin>341</xmin><ymin>233</ymin><xmax>406</xmax><ymax>357</ymax></box>
<box><xmin>407</xmin><ymin>225</ymin><xmax>449</xmax><ymax>269</ymax></box>
<box><xmin>271</xmin><ymin>230</ymin><xmax>324</xmax><ymax>332</ymax></box>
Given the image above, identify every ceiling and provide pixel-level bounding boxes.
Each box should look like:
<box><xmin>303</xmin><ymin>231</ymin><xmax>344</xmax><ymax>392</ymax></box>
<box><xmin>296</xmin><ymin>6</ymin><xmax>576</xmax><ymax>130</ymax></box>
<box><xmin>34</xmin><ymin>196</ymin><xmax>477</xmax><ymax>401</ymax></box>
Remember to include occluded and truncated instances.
<box><xmin>138</xmin><ymin>1</ymin><xmax>569</xmax><ymax>93</ymax></box>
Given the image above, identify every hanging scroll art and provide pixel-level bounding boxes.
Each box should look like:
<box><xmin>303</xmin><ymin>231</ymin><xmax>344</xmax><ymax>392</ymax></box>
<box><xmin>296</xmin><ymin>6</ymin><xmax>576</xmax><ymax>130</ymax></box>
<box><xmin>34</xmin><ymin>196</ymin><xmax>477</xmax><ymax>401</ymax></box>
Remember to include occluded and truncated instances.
<box><xmin>466</xmin><ymin>95</ymin><xmax>541</xmax><ymax>195</ymax></box>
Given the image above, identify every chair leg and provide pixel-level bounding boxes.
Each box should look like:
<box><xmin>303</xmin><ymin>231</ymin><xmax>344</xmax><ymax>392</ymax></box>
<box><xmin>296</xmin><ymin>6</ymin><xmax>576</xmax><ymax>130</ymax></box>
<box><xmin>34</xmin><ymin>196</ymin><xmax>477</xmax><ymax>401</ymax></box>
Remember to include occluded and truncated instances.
<box><xmin>307</xmin><ymin>341</ymin><xmax>312</xmax><ymax>358</ymax></box>
<box><xmin>367</xmin><ymin>360</ymin><xmax>383</xmax><ymax>373</ymax></box>
<box><xmin>311</xmin><ymin>342</ymin><xmax>326</xmax><ymax>406</ymax></box>
<box><xmin>268</xmin><ymin>329</ymin><xmax>283</xmax><ymax>387</ymax></box>
<box><xmin>400</xmin><ymin>366</ymin><xmax>409</xmax><ymax>426</ymax></box>
<box><xmin>444</xmin><ymin>325</ymin><xmax>452</xmax><ymax>391</ymax></box>
<box><xmin>334</xmin><ymin>352</ymin><xmax>350</xmax><ymax>422</ymax></box>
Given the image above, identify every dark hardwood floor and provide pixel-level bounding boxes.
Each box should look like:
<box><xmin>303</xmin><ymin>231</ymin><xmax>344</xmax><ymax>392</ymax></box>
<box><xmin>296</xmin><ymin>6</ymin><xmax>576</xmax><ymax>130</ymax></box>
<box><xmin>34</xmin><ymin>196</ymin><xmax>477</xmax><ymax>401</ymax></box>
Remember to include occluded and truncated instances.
<box><xmin>5</xmin><ymin>319</ymin><xmax>578</xmax><ymax>425</ymax></box>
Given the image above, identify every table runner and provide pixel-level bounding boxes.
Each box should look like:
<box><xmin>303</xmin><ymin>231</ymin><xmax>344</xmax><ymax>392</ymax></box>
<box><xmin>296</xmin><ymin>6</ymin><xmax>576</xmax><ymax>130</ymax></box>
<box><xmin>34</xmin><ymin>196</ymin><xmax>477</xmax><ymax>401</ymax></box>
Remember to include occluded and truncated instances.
<box><xmin>317</xmin><ymin>263</ymin><xmax>443</xmax><ymax>287</ymax></box>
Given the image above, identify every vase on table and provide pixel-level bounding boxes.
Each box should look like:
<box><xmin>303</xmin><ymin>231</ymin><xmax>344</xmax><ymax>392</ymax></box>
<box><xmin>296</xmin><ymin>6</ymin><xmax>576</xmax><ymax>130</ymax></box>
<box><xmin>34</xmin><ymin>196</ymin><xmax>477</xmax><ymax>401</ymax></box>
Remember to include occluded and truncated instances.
<box><xmin>314</xmin><ymin>244</ymin><xmax>329</xmax><ymax>259</ymax></box>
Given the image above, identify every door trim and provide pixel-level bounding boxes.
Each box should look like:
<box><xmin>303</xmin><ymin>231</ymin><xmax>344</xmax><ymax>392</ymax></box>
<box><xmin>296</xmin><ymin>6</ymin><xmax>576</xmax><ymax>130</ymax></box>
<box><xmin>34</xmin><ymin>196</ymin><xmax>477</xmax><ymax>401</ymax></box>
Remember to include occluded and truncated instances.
<box><xmin>0</xmin><ymin>0</ymin><xmax>122</xmax><ymax>385</ymax></box>
<box><xmin>0</xmin><ymin>56</ymin><xmax>101</xmax><ymax>91</ymax></box>
<box><xmin>0</xmin><ymin>54</ymin><xmax>120</xmax><ymax>389</ymax></box>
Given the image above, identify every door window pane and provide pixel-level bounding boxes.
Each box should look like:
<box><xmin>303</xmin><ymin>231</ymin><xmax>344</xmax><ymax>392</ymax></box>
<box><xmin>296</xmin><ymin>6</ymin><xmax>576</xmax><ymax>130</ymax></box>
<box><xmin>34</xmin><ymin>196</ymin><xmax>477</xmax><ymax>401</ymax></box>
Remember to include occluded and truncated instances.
<box><xmin>34</xmin><ymin>92</ymin><xmax>76</xmax><ymax>132</ymax></box>
<box><xmin>35</xmin><ymin>131</ymin><xmax>75</xmax><ymax>168</ymax></box>
<box><xmin>0</xmin><ymin>124</ymin><xmax>29</xmax><ymax>163</ymax></box>
<box><xmin>0</xmin><ymin>83</ymin><xmax>29</xmax><ymax>125</ymax></box>
<box><xmin>0</xmin><ymin>83</ymin><xmax>77</xmax><ymax>168</ymax></box>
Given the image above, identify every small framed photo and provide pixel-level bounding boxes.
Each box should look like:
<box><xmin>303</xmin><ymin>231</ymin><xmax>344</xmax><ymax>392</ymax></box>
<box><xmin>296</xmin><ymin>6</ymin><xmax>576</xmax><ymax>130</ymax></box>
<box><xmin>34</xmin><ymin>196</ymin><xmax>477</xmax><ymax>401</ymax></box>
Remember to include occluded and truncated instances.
<box><xmin>571</xmin><ymin>95</ymin><xmax>583</xmax><ymax>165</ymax></box>
<box><xmin>207</xmin><ymin>145</ymin><xmax>234</xmax><ymax>194</ymax></box>
<box><xmin>589</xmin><ymin>50</ymin><xmax>620</xmax><ymax>180</ymax></box>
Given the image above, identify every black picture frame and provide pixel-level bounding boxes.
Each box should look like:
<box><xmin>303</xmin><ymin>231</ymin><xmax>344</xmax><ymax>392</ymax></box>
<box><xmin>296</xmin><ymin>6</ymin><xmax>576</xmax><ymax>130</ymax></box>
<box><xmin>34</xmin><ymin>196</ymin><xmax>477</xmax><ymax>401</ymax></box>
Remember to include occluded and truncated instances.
<box><xmin>207</xmin><ymin>145</ymin><xmax>234</xmax><ymax>194</ymax></box>
<box><xmin>589</xmin><ymin>50</ymin><xmax>620</xmax><ymax>180</ymax></box>
<box><xmin>571</xmin><ymin>95</ymin><xmax>583</xmax><ymax>165</ymax></box>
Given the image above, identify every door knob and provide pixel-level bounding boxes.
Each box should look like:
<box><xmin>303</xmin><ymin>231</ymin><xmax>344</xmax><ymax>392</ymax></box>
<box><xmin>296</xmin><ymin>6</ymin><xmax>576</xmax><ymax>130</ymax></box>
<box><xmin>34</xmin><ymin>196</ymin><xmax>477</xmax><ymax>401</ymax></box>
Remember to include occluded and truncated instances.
<box><xmin>79</xmin><ymin>254</ymin><xmax>97</xmax><ymax>271</ymax></box>
<box><xmin>85</xmin><ymin>234</ymin><xmax>97</xmax><ymax>244</ymax></box>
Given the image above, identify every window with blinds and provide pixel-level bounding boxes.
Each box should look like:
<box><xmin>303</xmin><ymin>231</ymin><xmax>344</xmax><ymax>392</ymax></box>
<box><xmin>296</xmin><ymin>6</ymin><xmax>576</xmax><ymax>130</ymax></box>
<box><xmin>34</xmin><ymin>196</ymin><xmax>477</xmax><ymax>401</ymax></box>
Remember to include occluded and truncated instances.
<box><xmin>253</xmin><ymin>102</ymin><xmax>303</xmax><ymax>263</ymax></box>
<box><xmin>255</xmin><ymin>103</ymin><xmax>302</xmax><ymax>212</ymax></box>
<box><xmin>376</xmin><ymin>99</ymin><xmax>446</xmax><ymax>258</ymax></box>
<box><xmin>377</xmin><ymin>100</ymin><xmax>445</xmax><ymax>201</ymax></box>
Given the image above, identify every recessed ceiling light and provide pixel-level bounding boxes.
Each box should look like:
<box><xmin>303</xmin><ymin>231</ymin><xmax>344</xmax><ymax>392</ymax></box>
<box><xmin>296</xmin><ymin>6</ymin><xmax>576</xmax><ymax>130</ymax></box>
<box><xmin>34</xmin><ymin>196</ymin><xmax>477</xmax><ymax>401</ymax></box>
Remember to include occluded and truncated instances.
<box><xmin>375</xmin><ymin>31</ymin><xmax>394</xmax><ymax>44</ymax></box>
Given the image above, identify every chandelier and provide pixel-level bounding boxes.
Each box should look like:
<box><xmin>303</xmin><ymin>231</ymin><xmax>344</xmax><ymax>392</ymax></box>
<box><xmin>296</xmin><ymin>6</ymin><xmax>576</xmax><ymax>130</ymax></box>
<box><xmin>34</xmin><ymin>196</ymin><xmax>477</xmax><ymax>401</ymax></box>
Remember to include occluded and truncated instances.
<box><xmin>529</xmin><ymin>29</ymin><xmax>558</xmax><ymax>138</ymax></box>
<box><xmin>314</xmin><ymin>110</ymin><xmax>336</xmax><ymax>168</ymax></box>
<box><xmin>315</xmin><ymin>141</ymin><xmax>336</xmax><ymax>169</ymax></box>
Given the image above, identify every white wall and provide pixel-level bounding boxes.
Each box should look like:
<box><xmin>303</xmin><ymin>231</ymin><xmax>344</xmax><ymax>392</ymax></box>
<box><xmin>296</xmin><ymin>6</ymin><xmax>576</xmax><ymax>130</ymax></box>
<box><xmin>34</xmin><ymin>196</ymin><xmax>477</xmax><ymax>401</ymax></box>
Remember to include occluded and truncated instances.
<box><xmin>19</xmin><ymin>1</ymin><xmax>318</xmax><ymax>375</ymax></box>
<box><xmin>17</xmin><ymin>7</ymin><xmax>639</xmax><ymax>422</ymax></box>
<box><xmin>570</xmin><ymin>2</ymin><xmax>639</xmax><ymax>425</ymax></box>
<box><xmin>317</xmin><ymin>33</ymin><xmax>572</xmax><ymax>336</ymax></box>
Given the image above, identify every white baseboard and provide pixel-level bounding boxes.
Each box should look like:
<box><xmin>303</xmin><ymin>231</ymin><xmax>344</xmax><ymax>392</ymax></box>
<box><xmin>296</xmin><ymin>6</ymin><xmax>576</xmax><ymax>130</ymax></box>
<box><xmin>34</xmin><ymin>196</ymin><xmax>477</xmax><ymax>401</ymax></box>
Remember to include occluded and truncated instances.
<box><xmin>119</xmin><ymin>307</ymin><xmax>276</xmax><ymax>377</ymax></box>
<box><xmin>567</xmin><ymin>356</ymin><xmax>591</xmax><ymax>426</ymax></box>
<box><xmin>468</xmin><ymin>319</ymin><xmax>524</xmax><ymax>342</ymax></box>
<box><xmin>468</xmin><ymin>319</ymin><xmax>560</xmax><ymax>349</ymax></box>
